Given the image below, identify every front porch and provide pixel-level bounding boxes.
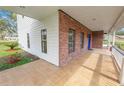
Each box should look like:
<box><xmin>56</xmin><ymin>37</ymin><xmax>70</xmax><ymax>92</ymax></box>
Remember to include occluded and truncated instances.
<box><xmin>0</xmin><ymin>48</ymin><xmax>119</xmax><ymax>86</ymax></box>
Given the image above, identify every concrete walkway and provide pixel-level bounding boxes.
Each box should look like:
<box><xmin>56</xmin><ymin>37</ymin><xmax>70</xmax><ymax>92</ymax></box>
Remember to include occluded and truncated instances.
<box><xmin>0</xmin><ymin>49</ymin><xmax>119</xmax><ymax>86</ymax></box>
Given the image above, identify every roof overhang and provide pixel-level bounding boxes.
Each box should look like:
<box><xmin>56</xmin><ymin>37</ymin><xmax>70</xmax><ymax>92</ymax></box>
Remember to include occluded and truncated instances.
<box><xmin>0</xmin><ymin>6</ymin><xmax>124</xmax><ymax>33</ymax></box>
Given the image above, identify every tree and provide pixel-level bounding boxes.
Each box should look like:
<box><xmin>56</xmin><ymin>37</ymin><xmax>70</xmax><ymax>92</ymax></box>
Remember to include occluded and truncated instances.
<box><xmin>116</xmin><ymin>28</ymin><xmax>124</xmax><ymax>35</ymax></box>
<box><xmin>0</xmin><ymin>10</ymin><xmax>17</xmax><ymax>40</ymax></box>
<box><xmin>11</xmin><ymin>13</ymin><xmax>17</xmax><ymax>21</ymax></box>
<box><xmin>5</xmin><ymin>42</ymin><xmax>18</xmax><ymax>50</ymax></box>
<box><xmin>116</xmin><ymin>31</ymin><xmax>124</xmax><ymax>35</ymax></box>
<box><xmin>7</xmin><ymin>12</ymin><xmax>17</xmax><ymax>33</ymax></box>
<box><xmin>0</xmin><ymin>19</ymin><xmax>8</xmax><ymax>40</ymax></box>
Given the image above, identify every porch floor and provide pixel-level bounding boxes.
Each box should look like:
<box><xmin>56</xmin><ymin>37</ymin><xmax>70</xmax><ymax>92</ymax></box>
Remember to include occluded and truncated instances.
<box><xmin>0</xmin><ymin>49</ymin><xmax>120</xmax><ymax>86</ymax></box>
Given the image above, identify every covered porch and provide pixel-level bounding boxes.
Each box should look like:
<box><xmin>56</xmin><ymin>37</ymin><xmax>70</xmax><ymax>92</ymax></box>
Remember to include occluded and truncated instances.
<box><xmin>0</xmin><ymin>6</ymin><xmax>124</xmax><ymax>86</ymax></box>
<box><xmin>0</xmin><ymin>49</ymin><xmax>119</xmax><ymax>85</ymax></box>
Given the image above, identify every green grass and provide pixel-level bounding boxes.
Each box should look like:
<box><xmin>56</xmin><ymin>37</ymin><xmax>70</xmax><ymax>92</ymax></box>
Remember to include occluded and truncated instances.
<box><xmin>0</xmin><ymin>40</ymin><xmax>35</xmax><ymax>71</ymax></box>
<box><xmin>0</xmin><ymin>51</ymin><xmax>18</xmax><ymax>57</ymax></box>
<box><xmin>0</xmin><ymin>44</ymin><xmax>21</xmax><ymax>57</ymax></box>
<box><xmin>115</xmin><ymin>41</ymin><xmax>124</xmax><ymax>51</ymax></box>
<box><xmin>0</xmin><ymin>40</ymin><xmax>21</xmax><ymax>57</ymax></box>
<box><xmin>0</xmin><ymin>57</ymin><xmax>32</xmax><ymax>71</ymax></box>
<box><xmin>0</xmin><ymin>44</ymin><xmax>9</xmax><ymax>51</ymax></box>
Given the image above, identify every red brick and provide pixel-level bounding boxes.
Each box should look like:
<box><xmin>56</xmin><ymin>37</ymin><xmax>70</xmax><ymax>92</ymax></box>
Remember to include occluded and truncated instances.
<box><xmin>92</xmin><ymin>31</ymin><xmax>104</xmax><ymax>48</ymax></box>
<box><xmin>59</xmin><ymin>10</ymin><xmax>92</xmax><ymax>66</ymax></box>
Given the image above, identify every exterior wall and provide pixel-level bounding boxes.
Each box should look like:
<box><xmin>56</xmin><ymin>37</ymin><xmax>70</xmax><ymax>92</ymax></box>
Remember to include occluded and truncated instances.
<box><xmin>17</xmin><ymin>10</ymin><xmax>103</xmax><ymax>67</ymax></box>
<box><xmin>92</xmin><ymin>31</ymin><xmax>104</xmax><ymax>48</ymax></box>
<box><xmin>59</xmin><ymin>10</ymin><xmax>91</xmax><ymax>66</ymax></box>
<box><xmin>17</xmin><ymin>12</ymin><xmax>59</xmax><ymax>66</ymax></box>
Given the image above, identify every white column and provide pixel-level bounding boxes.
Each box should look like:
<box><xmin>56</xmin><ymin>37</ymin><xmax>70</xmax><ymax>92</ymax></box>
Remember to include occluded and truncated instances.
<box><xmin>112</xmin><ymin>31</ymin><xmax>116</xmax><ymax>46</ymax></box>
<box><xmin>120</xmin><ymin>58</ymin><xmax>124</xmax><ymax>85</ymax></box>
<box><xmin>108</xmin><ymin>34</ymin><xmax>111</xmax><ymax>47</ymax></box>
<box><xmin>108</xmin><ymin>33</ymin><xmax>112</xmax><ymax>50</ymax></box>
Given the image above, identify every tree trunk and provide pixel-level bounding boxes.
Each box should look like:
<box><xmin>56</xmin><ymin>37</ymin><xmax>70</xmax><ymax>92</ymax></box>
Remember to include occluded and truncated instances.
<box><xmin>10</xmin><ymin>46</ymin><xmax>14</xmax><ymax>50</ymax></box>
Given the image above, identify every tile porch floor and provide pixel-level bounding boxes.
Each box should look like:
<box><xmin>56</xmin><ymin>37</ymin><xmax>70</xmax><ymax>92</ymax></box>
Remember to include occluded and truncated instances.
<box><xmin>0</xmin><ymin>49</ymin><xmax>119</xmax><ymax>86</ymax></box>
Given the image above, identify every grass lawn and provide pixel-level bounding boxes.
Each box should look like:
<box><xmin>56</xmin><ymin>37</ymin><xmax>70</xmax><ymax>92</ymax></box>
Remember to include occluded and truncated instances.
<box><xmin>0</xmin><ymin>40</ymin><xmax>21</xmax><ymax>57</ymax></box>
<box><xmin>115</xmin><ymin>40</ymin><xmax>124</xmax><ymax>51</ymax></box>
<box><xmin>0</xmin><ymin>44</ymin><xmax>8</xmax><ymax>50</ymax></box>
<box><xmin>0</xmin><ymin>40</ymin><xmax>39</xmax><ymax>71</ymax></box>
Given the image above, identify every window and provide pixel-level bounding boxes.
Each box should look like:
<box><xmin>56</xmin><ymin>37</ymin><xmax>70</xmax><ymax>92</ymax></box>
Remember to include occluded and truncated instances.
<box><xmin>27</xmin><ymin>33</ymin><xmax>30</xmax><ymax>48</ymax></box>
<box><xmin>41</xmin><ymin>29</ymin><xmax>47</xmax><ymax>53</ymax></box>
<box><xmin>68</xmin><ymin>29</ymin><xmax>75</xmax><ymax>53</ymax></box>
<box><xmin>80</xmin><ymin>32</ymin><xmax>84</xmax><ymax>48</ymax></box>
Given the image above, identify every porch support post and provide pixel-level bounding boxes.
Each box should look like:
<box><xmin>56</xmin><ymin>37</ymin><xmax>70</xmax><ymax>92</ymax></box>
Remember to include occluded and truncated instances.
<box><xmin>108</xmin><ymin>34</ymin><xmax>111</xmax><ymax>48</ymax></box>
<box><xmin>112</xmin><ymin>31</ymin><xmax>116</xmax><ymax>46</ymax></box>
<box><xmin>120</xmin><ymin>58</ymin><xmax>124</xmax><ymax>85</ymax></box>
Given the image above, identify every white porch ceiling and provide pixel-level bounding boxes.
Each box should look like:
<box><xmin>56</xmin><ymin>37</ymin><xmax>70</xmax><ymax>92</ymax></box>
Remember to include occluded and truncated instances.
<box><xmin>0</xmin><ymin>6</ymin><xmax>124</xmax><ymax>33</ymax></box>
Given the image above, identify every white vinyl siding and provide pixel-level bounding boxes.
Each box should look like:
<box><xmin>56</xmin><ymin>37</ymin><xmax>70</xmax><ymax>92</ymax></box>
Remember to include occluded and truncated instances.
<box><xmin>17</xmin><ymin>12</ymin><xmax>59</xmax><ymax>66</ymax></box>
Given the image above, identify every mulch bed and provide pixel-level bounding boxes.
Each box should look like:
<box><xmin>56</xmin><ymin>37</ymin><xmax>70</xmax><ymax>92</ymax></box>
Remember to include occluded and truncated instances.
<box><xmin>0</xmin><ymin>51</ymin><xmax>39</xmax><ymax>62</ymax></box>
<box><xmin>5</xmin><ymin>49</ymin><xmax>18</xmax><ymax>52</ymax></box>
<box><xmin>0</xmin><ymin>51</ymin><xmax>40</xmax><ymax>69</ymax></box>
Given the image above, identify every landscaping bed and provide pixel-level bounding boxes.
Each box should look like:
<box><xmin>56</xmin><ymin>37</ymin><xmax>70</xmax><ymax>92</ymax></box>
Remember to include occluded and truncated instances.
<box><xmin>0</xmin><ymin>51</ymin><xmax>39</xmax><ymax>71</ymax></box>
<box><xmin>0</xmin><ymin>40</ymin><xmax>39</xmax><ymax>71</ymax></box>
<box><xmin>0</xmin><ymin>40</ymin><xmax>21</xmax><ymax>57</ymax></box>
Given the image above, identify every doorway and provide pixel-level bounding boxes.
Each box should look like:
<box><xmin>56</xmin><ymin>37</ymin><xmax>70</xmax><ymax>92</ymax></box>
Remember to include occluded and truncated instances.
<box><xmin>88</xmin><ymin>33</ymin><xmax>91</xmax><ymax>50</ymax></box>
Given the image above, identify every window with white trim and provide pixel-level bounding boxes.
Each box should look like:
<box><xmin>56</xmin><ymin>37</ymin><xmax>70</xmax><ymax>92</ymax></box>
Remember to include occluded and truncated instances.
<box><xmin>68</xmin><ymin>29</ymin><xmax>75</xmax><ymax>53</ymax></box>
<box><xmin>41</xmin><ymin>29</ymin><xmax>47</xmax><ymax>53</ymax></box>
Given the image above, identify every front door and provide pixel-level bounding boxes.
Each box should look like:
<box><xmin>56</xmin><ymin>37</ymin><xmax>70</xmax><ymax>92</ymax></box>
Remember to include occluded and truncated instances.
<box><xmin>88</xmin><ymin>34</ymin><xmax>91</xmax><ymax>50</ymax></box>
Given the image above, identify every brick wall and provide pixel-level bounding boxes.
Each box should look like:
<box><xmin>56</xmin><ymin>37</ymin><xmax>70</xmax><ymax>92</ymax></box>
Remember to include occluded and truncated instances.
<box><xmin>92</xmin><ymin>31</ymin><xmax>104</xmax><ymax>48</ymax></box>
<box><xmin>59</xmin><ymin>10</ymin><xmax>92</xmax><ymax>66</ymax></box>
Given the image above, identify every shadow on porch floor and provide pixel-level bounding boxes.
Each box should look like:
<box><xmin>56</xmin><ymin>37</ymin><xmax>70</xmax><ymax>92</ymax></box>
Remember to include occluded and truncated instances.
<box><xmin>0</xmin><ymin>49</ymin><xmax>120</xmax><ymax>86</ymax></box>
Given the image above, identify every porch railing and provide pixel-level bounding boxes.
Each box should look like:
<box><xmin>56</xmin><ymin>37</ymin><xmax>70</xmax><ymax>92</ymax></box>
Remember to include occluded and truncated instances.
<box><xmin>112</xmin><ymin>46</ymin><xmax>124</xmax><ymax>85</ymax></box>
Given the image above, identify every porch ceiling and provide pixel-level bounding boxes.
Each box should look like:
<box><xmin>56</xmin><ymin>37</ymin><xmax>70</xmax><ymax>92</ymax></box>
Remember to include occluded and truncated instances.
<box><xmin>0</xmin><ymin>6</ymin><xmax>124</xmax><ymax>33</ymax></box>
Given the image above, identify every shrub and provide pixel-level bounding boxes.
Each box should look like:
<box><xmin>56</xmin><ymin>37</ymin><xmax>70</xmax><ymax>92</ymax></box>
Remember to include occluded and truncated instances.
<box><xmin>4</xmin><ymin>42</ymin><xmax>18</xmax><ymax>50</ymax></box>
<box><xmin>0</xmin><ymin>57</ymin><xmax>32</xmax><ymax>71</ymax></box>
<box><xmin>7</xmin><ymin>52</ymin><xmax>22</xmax><ymax>64</ymax></box>
<box><xmin>8</xmin><ymin>56</ymin><xmax>21</xmax><ymax>64</ymax></box>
